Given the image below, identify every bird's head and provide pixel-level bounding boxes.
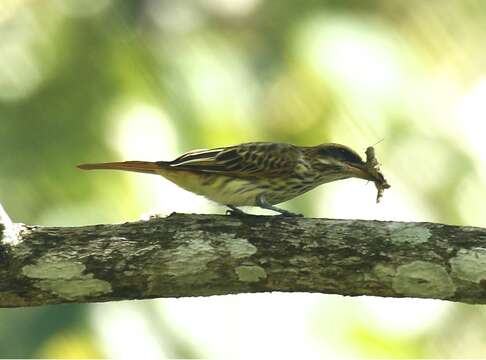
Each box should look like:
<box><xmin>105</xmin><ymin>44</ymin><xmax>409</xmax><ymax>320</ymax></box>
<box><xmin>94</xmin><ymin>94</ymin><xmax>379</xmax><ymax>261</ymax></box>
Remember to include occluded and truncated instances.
<box><xmin>311</xmin><ymin>143</ymin><xmax>377</xmax><ymax>181</ymax></box>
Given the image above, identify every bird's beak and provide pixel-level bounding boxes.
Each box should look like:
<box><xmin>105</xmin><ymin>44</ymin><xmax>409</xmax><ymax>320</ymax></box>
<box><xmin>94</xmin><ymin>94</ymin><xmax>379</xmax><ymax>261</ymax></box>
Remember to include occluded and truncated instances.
<box><xmin>346</xmin><ymin>162</ymin><xmax>376</xmax><ymax>181</ymax></box>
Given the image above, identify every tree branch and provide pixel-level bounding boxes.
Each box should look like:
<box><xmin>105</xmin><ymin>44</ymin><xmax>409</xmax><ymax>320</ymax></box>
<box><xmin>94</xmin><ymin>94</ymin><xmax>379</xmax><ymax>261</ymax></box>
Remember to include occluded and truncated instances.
<box><xmin>2</xmin><ymin>206</ymin><xmax>486</xmax><ymax>307</ymax></box>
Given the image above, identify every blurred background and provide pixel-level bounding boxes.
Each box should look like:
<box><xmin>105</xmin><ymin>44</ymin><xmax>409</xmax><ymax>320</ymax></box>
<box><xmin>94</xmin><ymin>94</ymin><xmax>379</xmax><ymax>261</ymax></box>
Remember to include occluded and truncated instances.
<box><xmin>1</xmin><ymin>0</ymin><xmax>486</xmax><ymax>357</ymax></box>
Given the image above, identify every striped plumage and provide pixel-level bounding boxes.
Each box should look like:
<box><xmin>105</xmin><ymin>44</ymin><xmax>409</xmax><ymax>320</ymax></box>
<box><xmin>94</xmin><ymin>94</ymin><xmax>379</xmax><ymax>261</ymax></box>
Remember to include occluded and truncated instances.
<box><xmin>78</xmin><ymin>142</ymin><xmax>385</xmax><ymax>216</ymax></box>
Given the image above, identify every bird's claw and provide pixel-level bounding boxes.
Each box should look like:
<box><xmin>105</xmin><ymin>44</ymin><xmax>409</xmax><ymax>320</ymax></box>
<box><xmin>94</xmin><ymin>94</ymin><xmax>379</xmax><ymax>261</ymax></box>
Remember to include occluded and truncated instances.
<box><xmin>277</xmin><ymin>211</ymin><xmax>303</xmax><ymax>217</ymax></box>
<box><xmin>226</xmin><ymin>206</ymin><xmax>250</xmax><ymax>216</ymax></box>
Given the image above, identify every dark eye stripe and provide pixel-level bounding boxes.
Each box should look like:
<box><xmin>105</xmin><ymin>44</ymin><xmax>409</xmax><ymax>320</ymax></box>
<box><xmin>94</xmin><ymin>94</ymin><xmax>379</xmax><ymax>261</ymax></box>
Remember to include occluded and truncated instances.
<box><xmin>320</xmin><ymin>147</ymin><xmax>363</xmax><ymax>164</ymax></box>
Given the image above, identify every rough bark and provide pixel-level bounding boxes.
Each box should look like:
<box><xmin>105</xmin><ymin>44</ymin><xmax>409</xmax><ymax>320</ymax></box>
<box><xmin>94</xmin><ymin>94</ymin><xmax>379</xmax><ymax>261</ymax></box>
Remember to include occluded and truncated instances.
<box><xmin>1</xmin><ymin>206</ymin><xmax>486</xmax><ymax>307</ymax></box>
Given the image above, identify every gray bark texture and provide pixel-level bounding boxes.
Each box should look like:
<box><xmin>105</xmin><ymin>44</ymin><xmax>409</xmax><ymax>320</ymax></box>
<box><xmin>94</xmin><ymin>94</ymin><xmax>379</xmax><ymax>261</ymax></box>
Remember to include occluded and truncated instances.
<box><xmin>2</xmin><ymin>206</ymin><xmax>486</xmax><ymax>307</ymax></box>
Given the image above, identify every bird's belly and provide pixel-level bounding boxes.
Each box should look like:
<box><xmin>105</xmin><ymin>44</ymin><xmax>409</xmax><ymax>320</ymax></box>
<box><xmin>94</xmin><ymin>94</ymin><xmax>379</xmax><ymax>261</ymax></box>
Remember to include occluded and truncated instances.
<box><xmin>263</xmin><ymin>182</ymin><xmax>318</xmax><ymax>204</ymax></box>
<box><xmin>210</xmin><ymin>177</ymin><xmax>267</xmax><ymax>206</ymax></box>
<box><xmin>158</xmin><ymin>169</ymin><xmax>327</xmax><ymax>206</ymax></box>
<box><xmin>158</xmin><ymin>169</ymin><xmax>264</xmax><ymax>206</ymax></box>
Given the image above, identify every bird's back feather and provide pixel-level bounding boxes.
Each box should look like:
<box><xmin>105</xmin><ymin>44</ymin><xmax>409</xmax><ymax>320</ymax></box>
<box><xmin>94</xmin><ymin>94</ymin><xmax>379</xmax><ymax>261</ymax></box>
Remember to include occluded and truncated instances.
<box><xmin>165</xmin><ymin>142</ymin><xmax>301</xmax><ymax>178</ymax></box>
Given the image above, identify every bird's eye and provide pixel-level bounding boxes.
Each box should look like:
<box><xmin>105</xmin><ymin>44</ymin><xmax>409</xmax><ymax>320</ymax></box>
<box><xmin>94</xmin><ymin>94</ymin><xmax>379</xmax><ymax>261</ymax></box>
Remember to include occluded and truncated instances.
<box><xmin>319</xmin><ymin>146</ymin><xmax>363</xmax><ymax>164</ymax></box>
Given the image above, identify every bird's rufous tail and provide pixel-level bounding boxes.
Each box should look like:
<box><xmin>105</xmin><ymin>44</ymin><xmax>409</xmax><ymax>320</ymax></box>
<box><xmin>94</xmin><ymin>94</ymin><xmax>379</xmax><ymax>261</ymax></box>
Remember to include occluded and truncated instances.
<box><xmin>77</xmin><ymin>161</ymin><xmax>163</xmax><ymax>174</ymax></box>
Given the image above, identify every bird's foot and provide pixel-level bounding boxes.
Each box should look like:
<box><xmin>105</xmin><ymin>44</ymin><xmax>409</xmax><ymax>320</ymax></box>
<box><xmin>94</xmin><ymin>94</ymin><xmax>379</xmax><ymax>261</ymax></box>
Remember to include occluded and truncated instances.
<box><xmin>255</xmin><ymin>194</ymin><xmax>304</xmax><ymax>217</ymax></box>
<box><xmin>276</xmin><ymin>210</ymin><xmax>304</xmax><ymax>217</ymax></box>
<box><xmin>226</xmin><ymin>206</ymin><xmax>251</xmax><ymax>216</ymax></box>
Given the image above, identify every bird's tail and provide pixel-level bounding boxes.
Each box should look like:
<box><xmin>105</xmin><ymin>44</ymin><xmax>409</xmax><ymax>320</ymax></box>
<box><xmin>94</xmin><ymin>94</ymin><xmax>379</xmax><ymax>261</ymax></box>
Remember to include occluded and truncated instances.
<box><xmin>77</xmin><ymin>161</ymin><xmax>165</xmax><ymax>174</ymax></box>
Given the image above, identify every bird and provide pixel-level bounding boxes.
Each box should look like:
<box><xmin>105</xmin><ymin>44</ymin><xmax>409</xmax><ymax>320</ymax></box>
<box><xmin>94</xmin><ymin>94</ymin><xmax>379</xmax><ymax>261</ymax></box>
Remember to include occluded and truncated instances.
<box><xmin>77</xmin><ymin>142</ymin><xmax>389</xmax><ymax>217</ymax></box>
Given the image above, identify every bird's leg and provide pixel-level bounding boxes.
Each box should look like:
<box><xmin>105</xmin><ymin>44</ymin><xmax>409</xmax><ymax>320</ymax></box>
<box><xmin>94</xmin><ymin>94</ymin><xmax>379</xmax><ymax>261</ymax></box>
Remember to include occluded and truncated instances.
<box><xmin>226</xmin><ymin>205</ymin><xmax>250</xmax><ymax>216</ymax></box>
<box><xmin>256</xmin><ymin>195</ymin><xmax>303</xmax><ymax>217</ymax></box>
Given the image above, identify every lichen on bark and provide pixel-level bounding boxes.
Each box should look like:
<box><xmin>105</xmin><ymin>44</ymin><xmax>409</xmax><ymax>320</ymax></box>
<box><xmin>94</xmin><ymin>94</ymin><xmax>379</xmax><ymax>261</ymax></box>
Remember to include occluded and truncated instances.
<box><xmin>2</xmin><ymin>211</ymin><xmax>486</xmax><ymax>307</ymax></box>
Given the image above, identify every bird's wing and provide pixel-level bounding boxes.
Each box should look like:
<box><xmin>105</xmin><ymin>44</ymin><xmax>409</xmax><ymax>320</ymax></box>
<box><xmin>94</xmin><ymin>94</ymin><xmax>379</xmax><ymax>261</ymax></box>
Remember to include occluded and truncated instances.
<box><xmin>165</xmin><ymin>142</ymin><xmax>300</xmax><ymax>178</ymax></box>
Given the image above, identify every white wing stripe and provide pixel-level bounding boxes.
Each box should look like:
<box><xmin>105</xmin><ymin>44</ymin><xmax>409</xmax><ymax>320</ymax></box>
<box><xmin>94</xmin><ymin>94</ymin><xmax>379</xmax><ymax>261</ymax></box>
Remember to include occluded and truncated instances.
<box><xmin>170</xmin><ymin>148</ymin><xmax>225</xmax><ymax>166</ymax></box>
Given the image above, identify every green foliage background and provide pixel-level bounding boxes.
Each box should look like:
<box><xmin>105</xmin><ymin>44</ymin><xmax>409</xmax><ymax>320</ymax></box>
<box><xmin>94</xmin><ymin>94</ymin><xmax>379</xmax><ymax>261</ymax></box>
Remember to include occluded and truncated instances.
<box><xmin>1</xmin><ymin>0</ymin><xmax>486</xmax><ymax>357</ymax></box>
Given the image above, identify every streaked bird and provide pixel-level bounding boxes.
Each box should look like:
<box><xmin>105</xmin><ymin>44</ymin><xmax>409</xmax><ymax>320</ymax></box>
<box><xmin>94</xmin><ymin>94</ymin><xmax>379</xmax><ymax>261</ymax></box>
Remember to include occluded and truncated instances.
<box><xmin>78</xmin><ymin>142</ymin><xmax>389</xmax><ymax>216</ymax></box>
